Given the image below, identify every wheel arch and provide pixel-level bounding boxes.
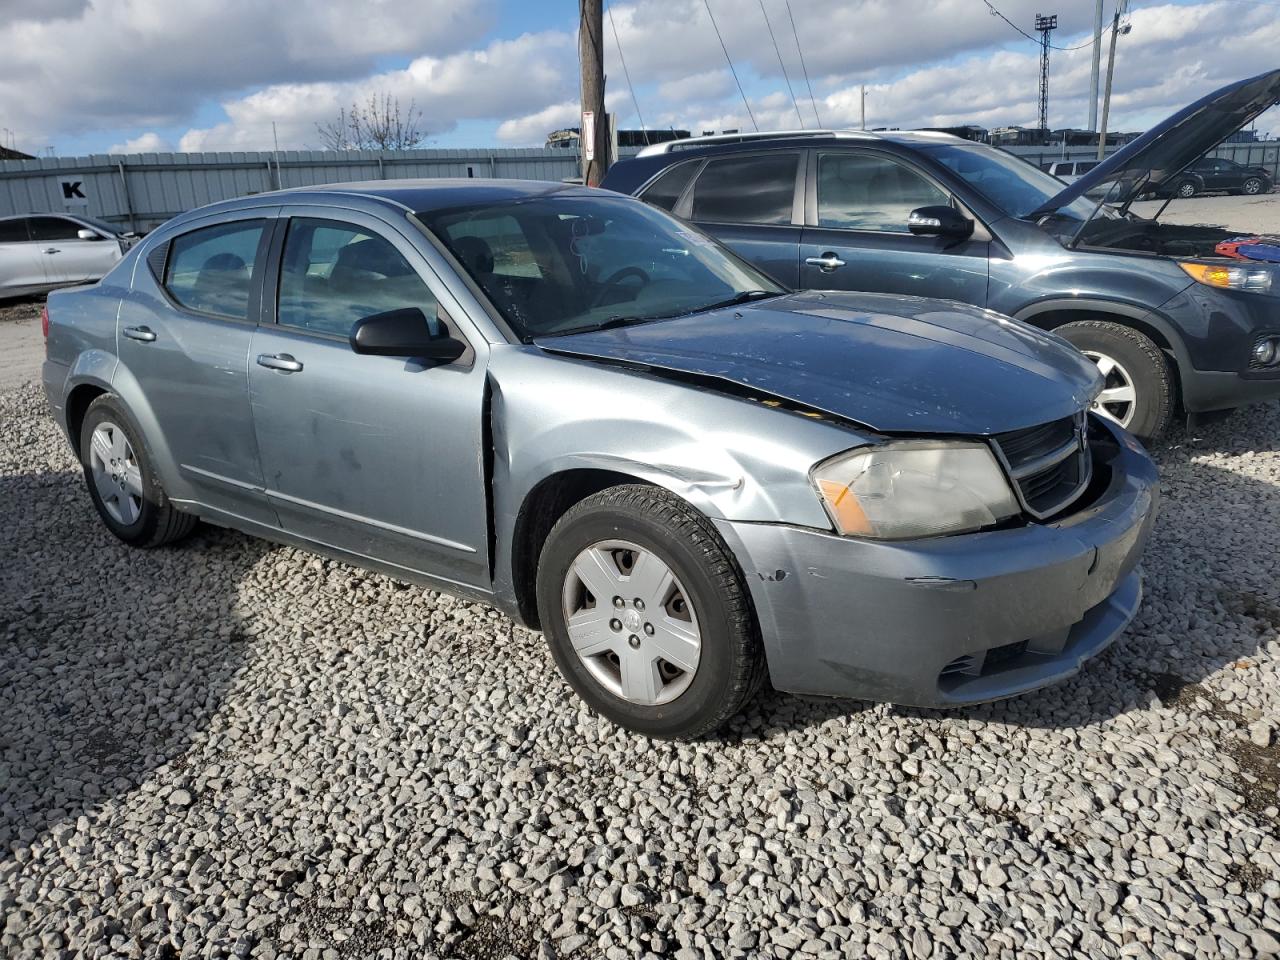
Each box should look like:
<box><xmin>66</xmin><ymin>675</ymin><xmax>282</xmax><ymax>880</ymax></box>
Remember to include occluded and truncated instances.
<box><xmin>1015</xmin><ymin>299</ymin><xmax>1192</xmax><ymax>368</ymax></box>
<box><xmin>508</xmin><ymin>467</ymin><xmax>660</xmax><ymax>630</ymax></box>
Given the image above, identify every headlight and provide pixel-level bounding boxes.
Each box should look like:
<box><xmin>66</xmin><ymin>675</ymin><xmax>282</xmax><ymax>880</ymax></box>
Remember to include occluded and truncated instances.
<box><xmin>811</xmin><ymin>441</ymin><xmax>1020</xmax><ymax>540</ymax></box>
<box><xmin>1179</xmin><ymin>261</ymin><xmax>1271</xmax><ymax>294</ymax></box>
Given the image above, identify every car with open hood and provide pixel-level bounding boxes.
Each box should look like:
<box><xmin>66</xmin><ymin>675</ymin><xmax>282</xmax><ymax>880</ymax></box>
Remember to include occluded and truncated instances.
<box><xmin>42</xmin><ymin>180</ymin><xmax>1157</xmax><ymax>738</ymax></box>
<box><xmin>603</xmin><ymin>69</ymin><xmax>1280</xmax><ymax>440</ymax></box>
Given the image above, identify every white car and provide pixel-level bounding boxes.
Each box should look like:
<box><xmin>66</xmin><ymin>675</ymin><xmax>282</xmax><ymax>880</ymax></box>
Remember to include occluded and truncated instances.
<box><xmin>1046</xmin><ymin>159</ymin><xmax>1101</xmax><ymax>184</ymax></box>
<box><xmin>0</xmin><ymin>213</ymin><xmax>134</xmax><ymax>299</ymax></box>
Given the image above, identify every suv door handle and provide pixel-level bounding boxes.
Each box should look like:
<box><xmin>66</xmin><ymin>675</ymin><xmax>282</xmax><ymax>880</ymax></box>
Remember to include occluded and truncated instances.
<box><xmin>122</xmin><ymin>325</ymin><xmax>157</xmax><ymax>342</ymax></box>
<box><xmin>805</xmin><ymin>253</ymin><xmax>846</xmax><ymax>272</ymax></box>
<box><xmin>44</xmin><ymin>248</ymin><xmax>61</xmax><ymax>255</ymax></box>
<box><xmin>257</xmin><ymin>353</ymin><xmax>303</xmax><ymax>373</ymax></box>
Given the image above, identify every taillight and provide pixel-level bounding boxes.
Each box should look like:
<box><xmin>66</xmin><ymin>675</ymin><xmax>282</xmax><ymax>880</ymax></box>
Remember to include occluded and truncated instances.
<box><xmin>41</xmin><ymin>304</ymin><xmax>50</xmax><ymax>339</ymax></box>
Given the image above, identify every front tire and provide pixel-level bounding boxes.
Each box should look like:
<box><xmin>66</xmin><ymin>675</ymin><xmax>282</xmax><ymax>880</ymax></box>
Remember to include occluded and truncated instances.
<box><xmin>1175</xmin><ymin>180</ymin><xmax>1197</xmax><ymax>199</ymax></box>
<box><xmin>1056</xmin><ymin>321</ymin><xmax>1174</xmax><ymax>440</ymax></box>
<box><xmin>535</xmin><ymin>485</ymin><xmax>765</xmax><ymax>739</ymax></box>
<box><xmin>80</xmin><ymin>395</ymin><xmax>197</xmax><ymax>547</ymax></box>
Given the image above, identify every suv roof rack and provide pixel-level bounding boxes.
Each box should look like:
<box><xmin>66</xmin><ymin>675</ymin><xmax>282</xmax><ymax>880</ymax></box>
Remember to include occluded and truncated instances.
<box><xmin>634</xmin><ymin>128</ymin><xmax>966</xmax><ymax>157</ymax></box>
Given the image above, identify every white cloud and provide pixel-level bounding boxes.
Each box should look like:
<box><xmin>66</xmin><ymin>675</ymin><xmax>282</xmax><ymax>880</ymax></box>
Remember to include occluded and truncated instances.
<box><xmin>109</xmin><ymin>132</ymin><xmax>172</xmax><ymax>154</ymax></box>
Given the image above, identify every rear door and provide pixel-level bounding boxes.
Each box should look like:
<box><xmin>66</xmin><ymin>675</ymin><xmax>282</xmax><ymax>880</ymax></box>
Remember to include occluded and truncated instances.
<box><xmin>117</xmin><ymin>211</ymin><xmax>277</xmax><ymax>525</ymax></box>
<box><xmin>247</xmin><ymin>209</ymin><xmax>490</xmax><ymax>588</ymax></box>
<box><xmin>29</xmin><ymin>216</ymin><xmax>119</xmax><ymax>283</ymax></box>
<box><xmin>798</xmin><ymin>149</ymin><xmax>990</xmax><ymax>305</ymax></box>
<box><xmin>674</xmin><ymin>150</ymin><xmax>803</xmax><ymax>287</ymax></box>
<box><xmin>0</xmin><ymin>218</ymin><xmax>48</xmax><ymax>294</ymax></box>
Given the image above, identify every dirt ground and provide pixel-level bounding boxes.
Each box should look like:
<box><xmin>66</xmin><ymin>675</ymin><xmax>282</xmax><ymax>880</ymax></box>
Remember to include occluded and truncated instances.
<box><xmin>0</xmin><ymin>299</ymin><xmax>41</xmax><ymax>325</ymax></box>
<box><xmin>1130</xmin><ymin>191</ymin><xmax>1280</xmax><ymax>233</ymax></box>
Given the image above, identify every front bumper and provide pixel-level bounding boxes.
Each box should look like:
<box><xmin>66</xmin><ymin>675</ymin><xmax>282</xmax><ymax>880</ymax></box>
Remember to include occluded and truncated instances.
<box><xmin>715</xmin><ymin>419</ymin><xmax>1159</xmax><ymax>707</ymax></box>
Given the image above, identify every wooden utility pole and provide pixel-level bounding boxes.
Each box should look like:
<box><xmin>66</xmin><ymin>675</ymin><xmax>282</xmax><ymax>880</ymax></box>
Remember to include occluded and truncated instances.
<box><xmin>579</xmin><ymin>0</ymin><xmax>609</xmax><ymax>186</ymax></box>
<box><xmin>1096</xmin><ymin>7</ymin><xmax>1121</xmax><ymax>160</ymax></box>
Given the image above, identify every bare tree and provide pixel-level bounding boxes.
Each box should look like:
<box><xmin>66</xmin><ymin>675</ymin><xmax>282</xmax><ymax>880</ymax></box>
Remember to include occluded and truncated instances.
<box><xmin>316</xmin><ymin>93</ymin><xmax>426</xmax><ymax>151</ymax></box>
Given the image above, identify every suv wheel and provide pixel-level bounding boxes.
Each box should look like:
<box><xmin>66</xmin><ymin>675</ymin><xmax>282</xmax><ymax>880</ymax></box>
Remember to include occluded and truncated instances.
<box><xmin>1175</xmin><ymin>180</ymin><xmax>1198</xmax><ymax>199</ymax></box>
<box><xmin>80</xmin><ymin>394</ymin><xmax>198</xmax><ymax>547</ymax></box>
<box><xmin>1242</xmin><ymin>176</ymin><xmax>1265</xmax><ymax>196</ymax></box>
<box><xmin>535</xmin><ymin>484</ymin><xmax>765</xmax><ymax>739</ymax></box>
<box><xmin>1056</xmin><ymin>321</ymin><xmax>1173</xmax><ymax>440</ymax></box>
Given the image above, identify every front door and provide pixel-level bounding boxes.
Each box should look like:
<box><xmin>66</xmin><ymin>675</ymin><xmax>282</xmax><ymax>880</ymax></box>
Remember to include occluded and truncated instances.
<box><xmin>0</xmin><ymin>218</ymin><xmax>49</xmax><ymax>294</ymax></box>
<box><xmin>798</xmin><ymin>150</ymin><xmax>990</xmax><ymax>306</ymax></box>
<box><xmin>247</xmin><ymin>212</ymin><xmax>490</xmax><ymax>590</ymax></box>
<box><xmin>117</xmin><ymin>212</ymin><xmax>276</xmax><ymax>525</ymax></box>
<box><xmin>28</xmin><ymin>216</ymin><xmax>118</xmax><ymax>283</ymax></box>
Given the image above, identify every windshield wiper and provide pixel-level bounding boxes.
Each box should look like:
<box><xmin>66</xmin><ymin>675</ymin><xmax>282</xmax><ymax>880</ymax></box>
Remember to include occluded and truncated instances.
<box><xmin>688</xmin><ymin>289</ymin><xmax>782</xmax><ymax>314</ymax></box>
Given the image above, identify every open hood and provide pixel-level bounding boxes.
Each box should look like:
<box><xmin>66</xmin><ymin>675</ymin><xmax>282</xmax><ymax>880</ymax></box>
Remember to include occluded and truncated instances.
<box><xmin>1032</xmin><ymin>68</ymin><xmax>1280</xmax><ymax>217</ymax></box>
<box><xmin>536</xmin><ymin>291</ymin><xmax>1101</xmax><ymax>436</ymax></box>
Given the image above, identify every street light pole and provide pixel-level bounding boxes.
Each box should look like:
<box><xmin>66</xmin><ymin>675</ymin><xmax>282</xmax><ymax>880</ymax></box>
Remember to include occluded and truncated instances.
<box><xmin>1096</xmin><ymin>4</ymin><xmax>1126</xmax><ymax>161</ymax></box>
<box><xmin>1088</xmin><ymin>0</ymin><xmax>1104</xmax><ymax>130</ymax></box>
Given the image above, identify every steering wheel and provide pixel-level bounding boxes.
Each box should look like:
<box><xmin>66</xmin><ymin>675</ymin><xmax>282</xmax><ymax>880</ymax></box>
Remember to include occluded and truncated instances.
<box><xmin>590</xmin><ymin>266</ymin><xmax>650</xmax><ymax>308</ymax></box>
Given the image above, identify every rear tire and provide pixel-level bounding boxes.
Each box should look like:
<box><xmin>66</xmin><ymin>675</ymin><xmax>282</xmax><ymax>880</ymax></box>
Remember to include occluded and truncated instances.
<box><xmin>80</xmin><ymin>395</ymin><xmax>197</xmax><ymax>547</ymax></box>
<box><xmin>1242</xmin><ymin>177</ymin><xmax>1265</xmax><ymax>196</ymax></box>
<box><xmin>535</xmin><ymin>484</ymin><xmax>765</xmax><ymax>739</ymax></box>
<box><xmin>1056</xmin><ymin>321</ymin><xmax>1174</xmax><ymax>440</ymax></box>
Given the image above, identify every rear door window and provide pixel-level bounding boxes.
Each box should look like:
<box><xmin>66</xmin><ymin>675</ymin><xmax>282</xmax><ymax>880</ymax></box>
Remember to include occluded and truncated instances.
<box><xmin>816</xmin><ymin>153</ymin><xmax>950</xmax><ymax>232</ymax></box>
<box><xmin>688</xmin><ymin>152</ymin><xmax>799</xmax><ymax>224</ymax></box>
<box><xmin>639</xmin><ymin>162</ymin><xmax>699</xmax><ymax>212</ymax></box>
<box><xmin>164</xmin><ymin>220</ymin><xmax>266</xmax><ymax>320</ymax></box>
<box><xmin>0</xmin><ymin>219</ymin><xmax>30</xmax><ymax>243</ymax></box>
<box><xmin>277</xmin><ymin>218</ymin><xmax>437</xmax><ymax>337</ymax></box>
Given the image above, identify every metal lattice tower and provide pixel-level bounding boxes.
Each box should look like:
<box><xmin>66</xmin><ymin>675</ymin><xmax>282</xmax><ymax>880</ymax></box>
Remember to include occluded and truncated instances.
<box><xmin>1035</xmin><ymin>13</ymin><xmax>1057</xmax><ymax>134</ymax></box>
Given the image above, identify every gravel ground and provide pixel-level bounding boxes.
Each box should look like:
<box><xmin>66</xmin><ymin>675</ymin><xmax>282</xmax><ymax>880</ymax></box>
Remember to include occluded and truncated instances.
<box><xmin>2</xmin><ymin>383</ymin><xmax>1280</xmax><ymax>960</ymax></box>
<box><xmin>0</xmin><ymin>298</ymin><xmax>42</xmax><ymax>325</ymax></box>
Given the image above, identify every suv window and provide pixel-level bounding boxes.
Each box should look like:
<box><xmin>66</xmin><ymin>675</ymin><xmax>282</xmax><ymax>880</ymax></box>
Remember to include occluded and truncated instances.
<box><xmin>817</xmin><ymin>153</ymin><xmax>950</xmax><ymax>232</ymax></box>
<box><xmin>164</xmin><ymin>220</ymin><xmax>265</xmax><ymax>320</ymax></box>
<box><xmin>689</xmin><ymin>153</ymin><xmax>798</xmax><ymax>224</ymax></box>
<box><xmin>29</xmin><ymin>216</ymin><xmax>83</xmax><ymax>242</ymax></box>
<box><xmin>278</xmin><ymin>218</ymin><xmax>437</xmax><ymax>337</ymax></box>
<box><xmin>0</xmin><ymin>219</ymin><xmax>30</xmax><ymax>243</ymax></box>
<box><xmin>640</xmin><ymin>162</ymin><xmax>699</xmax><ymax>212</ymax></box>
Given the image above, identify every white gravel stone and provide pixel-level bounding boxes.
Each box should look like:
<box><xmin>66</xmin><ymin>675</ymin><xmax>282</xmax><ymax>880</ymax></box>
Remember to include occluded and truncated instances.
<box><xmin>2</xmin><ymin>381</ymin><xmax>1279</xmax><ymax>959</ymax></box>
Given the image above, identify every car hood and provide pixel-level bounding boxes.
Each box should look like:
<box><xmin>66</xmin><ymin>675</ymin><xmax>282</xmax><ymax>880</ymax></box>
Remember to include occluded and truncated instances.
<box><xmin>536</xmin><ymin>291</ymin><xmax>1102</xmax><ymax>435</ymax></box>
<box><xmin>1033</xmin><ymin>68</ymin><xmax>1280</xmax><ymax>215</ymax></box>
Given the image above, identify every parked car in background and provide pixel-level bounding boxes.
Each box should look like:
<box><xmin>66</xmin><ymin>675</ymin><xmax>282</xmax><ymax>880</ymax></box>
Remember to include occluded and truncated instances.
<box><xmin>1047</xmin><ymin>159</ymin><xmax>1101</xmax><ymax>183</ymax></box>
<box><xmin>43</xmin><ymin>180</ymin><xmax>1157</xmax><ymax>738</ymax></box>
<box><xmin>0</xmin><ymin>213</ymin><xmax>135</xmax><ymax>299</ymax></box>
<box><xmin>1154</xmin><ymin>155</ymin><xmax>1273</xmax><ymax>199</ymax></box>
<box><xmin>603</xmin><ymin>69</ymin><xmax>1280</xmax><ymax>440</ymax></box>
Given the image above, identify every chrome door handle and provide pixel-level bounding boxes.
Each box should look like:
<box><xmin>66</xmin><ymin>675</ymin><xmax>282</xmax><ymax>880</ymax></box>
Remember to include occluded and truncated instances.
<box><xmin>44</xmin><ymin>248</ymin><xmax>60</xmax><ymax>255</ymax></box>
<box><xmin>257</xmin><ymin>353</ymin><xmax>303</xmax><ymax>373</ymax></box>
<box><xmin>805</xmin><ymin>254</ymin><xmax>846</xmax><ymax>271</ymax></box>
<box><xmin>122</xmin><ymin>325</ymin><xmax>157</xmax><ymax>342</ymax></box>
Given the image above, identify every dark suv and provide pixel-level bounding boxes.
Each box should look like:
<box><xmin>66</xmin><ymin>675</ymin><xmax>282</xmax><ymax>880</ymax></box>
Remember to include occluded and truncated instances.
<box><xmin>603</xmin><ymin>69</ymin><xmax>1280</xmax><ymax>439</ymax></box>
<box><xmin>1157</xmin><ymin>155</ymin><xmax>1273</xmax><ymax>199</ymax></box>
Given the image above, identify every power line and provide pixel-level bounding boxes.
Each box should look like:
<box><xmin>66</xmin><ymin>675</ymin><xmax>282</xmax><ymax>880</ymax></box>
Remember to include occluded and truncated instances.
<box><xmin>702</xmin><ymin>0</ymin><xmax>758</xmax><ymax>131</ymax></box>
<box><xmin>785</xmin><ymin>0</ymin><xmax>822</xmax><ymax>127</ymax></box>
<box><xmin>758</xmin><ymin>0</ymin><xmax>805</xmax><ymax>128</ymax></box>
<box><xmin>605</xmin><ymin>1</ymin><xmax>648</xmax><ymax>145</ymax></box>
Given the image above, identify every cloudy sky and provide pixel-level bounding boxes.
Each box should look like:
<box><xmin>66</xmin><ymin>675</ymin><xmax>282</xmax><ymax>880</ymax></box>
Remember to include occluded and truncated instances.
<box><xmin>0</xmin><ymin>0</ymin><xmax>1276</xmax><ymax>157</ymax></box>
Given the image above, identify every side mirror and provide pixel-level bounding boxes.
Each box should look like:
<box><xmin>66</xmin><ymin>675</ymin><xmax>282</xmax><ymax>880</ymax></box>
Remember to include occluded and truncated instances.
<box><xmin>76</xmin><ymin>228</ymin><xmax>103</xmax><ymax>241</ymax></box>
<box><xmin>349</xmin><ymin>307</ymin><xmax>466</xmax><ymax>362</ymax></box>
<box><xmin>907</xmin><ymin>205</ymin><xmax>974</xmax><ymax>240</ymax></box>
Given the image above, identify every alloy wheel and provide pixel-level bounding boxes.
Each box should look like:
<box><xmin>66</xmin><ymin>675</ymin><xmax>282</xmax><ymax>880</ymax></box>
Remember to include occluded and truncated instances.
<box><xmin>1242</xmin><ymin>177</ymin><xmax>1263</xmax><ymax>195</ymax></box>
<box><xmin>1083</xmin><ymin>351</ymin><xmax>1137</xmax><ymax>428</ymax></box>
<box><xmin>1177</xmin><ymin>181</ymin><xmax>1196</xmax><ymax>198</ymax></box>
<box><xmin>88</xmin><ymin>421</ymin><xmax>143</xmax><ymax>525</ymax></box>
<box><xmin>561</xmin><ymin>539</ymin><xmax>701</xmax><ymax>706</ymax></box>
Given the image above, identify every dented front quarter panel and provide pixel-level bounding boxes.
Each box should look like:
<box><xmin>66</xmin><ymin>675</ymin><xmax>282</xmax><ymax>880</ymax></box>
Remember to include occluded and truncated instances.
<box><xmin>485</xmin><ymin>344</ymin><xmax>868</xmax><ymax>613</ymax></box>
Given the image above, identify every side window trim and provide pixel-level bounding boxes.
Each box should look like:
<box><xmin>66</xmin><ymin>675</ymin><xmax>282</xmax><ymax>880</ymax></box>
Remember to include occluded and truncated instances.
<box><xmin>805</xmin><ymin>148</ymin><xmax>955</xmax><ymax>235</ymax></box>
<box><xmin>676</xmin><ymin>150</ymin><xmax>803</xmax><ymax>225</ymax></box>
<box><xmin>670</xmin><ymin>158</ymin><xmax>709</xmax><ymax>219</ymax></box>
<box><xmin>155</xmin><ymin>214</ymin><xmax>274</xmax><ymax>324</ymax></box>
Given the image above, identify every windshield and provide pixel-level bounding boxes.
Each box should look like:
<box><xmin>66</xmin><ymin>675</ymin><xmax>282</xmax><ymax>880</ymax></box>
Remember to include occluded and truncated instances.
<box><xmin>921</xmin><ymin>143</ymin><xmax>1110</xmax><ymax>221</ymax></box>
<box><xmin>420</xmin><ymin>194</ymin><xmax>784</xmax><ymax>340</ymax></box>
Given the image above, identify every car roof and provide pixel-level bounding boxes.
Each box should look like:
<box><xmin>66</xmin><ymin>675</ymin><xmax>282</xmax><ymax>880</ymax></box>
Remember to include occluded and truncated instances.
<box><xmin>174</xmin><ymin>178</ymin><xmax>601</xmax><ymax>224</ymax></box>
<box><xmin>634</xmin><ymin>129</ymin><xmax>967</xmax><ymax>157</ymax></box>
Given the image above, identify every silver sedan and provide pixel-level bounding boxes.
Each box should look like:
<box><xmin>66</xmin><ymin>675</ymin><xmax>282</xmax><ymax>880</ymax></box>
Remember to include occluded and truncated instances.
<box><xmin>43</xmin><ymin>180</ymin><xmax>1157</xmax><ymax>738</ymax></box>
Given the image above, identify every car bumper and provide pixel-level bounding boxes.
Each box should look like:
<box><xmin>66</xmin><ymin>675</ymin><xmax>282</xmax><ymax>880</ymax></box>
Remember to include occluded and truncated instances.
<box><xmin>714</xmin><ymin>419</ymin><xmax>1159</xmax><ymax>707</ymax></box>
